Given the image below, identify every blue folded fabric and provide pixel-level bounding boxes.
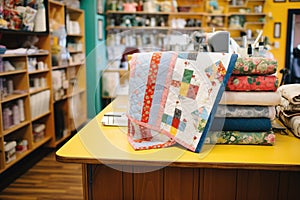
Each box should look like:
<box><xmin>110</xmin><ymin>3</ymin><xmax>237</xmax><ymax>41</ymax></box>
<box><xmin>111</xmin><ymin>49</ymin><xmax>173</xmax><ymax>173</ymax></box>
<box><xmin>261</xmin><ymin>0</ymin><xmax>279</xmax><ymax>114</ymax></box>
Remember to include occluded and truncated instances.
<box><xmin>210</xmin><ymin>117</ymin><xmax>272</xmax><ymax>132</ymax></box>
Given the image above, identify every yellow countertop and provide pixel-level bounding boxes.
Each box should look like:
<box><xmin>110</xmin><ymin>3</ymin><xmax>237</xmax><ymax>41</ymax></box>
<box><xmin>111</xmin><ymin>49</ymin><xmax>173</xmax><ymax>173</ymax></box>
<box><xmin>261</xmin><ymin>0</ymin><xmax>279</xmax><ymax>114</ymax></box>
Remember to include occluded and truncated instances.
<box><xmin>56</xmin><ymin>96</ymin><xmax>300</xmax><ymax>171</ymax></box>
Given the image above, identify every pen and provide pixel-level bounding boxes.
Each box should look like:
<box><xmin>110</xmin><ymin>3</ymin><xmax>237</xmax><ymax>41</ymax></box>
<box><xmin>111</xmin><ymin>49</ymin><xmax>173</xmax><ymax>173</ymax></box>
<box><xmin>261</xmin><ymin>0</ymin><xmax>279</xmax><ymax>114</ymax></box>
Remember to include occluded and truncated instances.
<box><xmin>104</xmin><ymin>114</ymin><xmax>123</xmax><ymax>117</ymax></box>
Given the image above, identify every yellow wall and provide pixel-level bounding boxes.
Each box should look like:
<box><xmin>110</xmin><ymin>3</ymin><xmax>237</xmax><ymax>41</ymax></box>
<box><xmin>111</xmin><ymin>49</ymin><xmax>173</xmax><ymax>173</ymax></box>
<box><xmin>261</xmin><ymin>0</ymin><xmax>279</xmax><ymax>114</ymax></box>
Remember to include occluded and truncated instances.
<box><xmin>263</xmin><ymin>0</ymin><xmax>300</xmax><ymax>81</ymax></box>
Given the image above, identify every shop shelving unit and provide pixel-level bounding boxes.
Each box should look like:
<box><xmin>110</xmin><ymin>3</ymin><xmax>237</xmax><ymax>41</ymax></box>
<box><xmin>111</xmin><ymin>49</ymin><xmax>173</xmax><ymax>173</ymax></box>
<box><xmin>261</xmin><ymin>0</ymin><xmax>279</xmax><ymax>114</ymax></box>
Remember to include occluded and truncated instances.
<box><xmin>49</xmin><ymin>0</ymin><xmax>87</xmax><ymax>147</ymax></box>
<box><xmin>0</xmin><ymin>0</ymin><xmax>87</xmax><ymax>173</ymax></box>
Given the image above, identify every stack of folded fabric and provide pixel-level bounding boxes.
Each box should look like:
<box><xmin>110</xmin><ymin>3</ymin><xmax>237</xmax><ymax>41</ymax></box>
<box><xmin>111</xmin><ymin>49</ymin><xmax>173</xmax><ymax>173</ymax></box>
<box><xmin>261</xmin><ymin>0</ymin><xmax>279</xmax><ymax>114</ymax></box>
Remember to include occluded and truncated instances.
<box><xmin>207</xmin><ymin>57</ymin><xmax>281</xmax><ymax>145</ymax></box>
<box><xmin>277</xmin><ymin>84</ymin><xmax>300</xmax><ymax>138</ymax></box>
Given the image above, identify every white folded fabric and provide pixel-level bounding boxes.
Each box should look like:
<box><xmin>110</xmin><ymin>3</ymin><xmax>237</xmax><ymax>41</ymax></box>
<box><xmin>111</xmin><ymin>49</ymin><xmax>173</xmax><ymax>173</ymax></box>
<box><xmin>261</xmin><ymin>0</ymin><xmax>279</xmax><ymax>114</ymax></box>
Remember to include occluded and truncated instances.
<box><xmin>220</xmin><ymin>91</ymin><xmax>281</xmax><ymax>106</ymax></box>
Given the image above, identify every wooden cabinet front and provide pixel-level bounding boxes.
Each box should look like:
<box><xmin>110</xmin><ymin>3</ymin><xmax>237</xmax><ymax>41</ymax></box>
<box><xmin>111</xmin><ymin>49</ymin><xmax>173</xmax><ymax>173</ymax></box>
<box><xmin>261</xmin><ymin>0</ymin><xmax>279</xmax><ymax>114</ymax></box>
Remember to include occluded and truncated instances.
<box><xmin>86</xmin><ymin>164</ymin><xmax>300</xmax><ymax>200</ymax></box>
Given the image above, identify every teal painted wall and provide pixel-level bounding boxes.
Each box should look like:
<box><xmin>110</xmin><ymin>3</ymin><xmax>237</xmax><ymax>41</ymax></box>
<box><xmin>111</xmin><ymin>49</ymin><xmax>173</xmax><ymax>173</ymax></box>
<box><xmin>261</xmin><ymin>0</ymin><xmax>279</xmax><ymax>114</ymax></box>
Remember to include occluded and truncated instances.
<box><xmin>81</xmin><ymin>0</ymin><xmax>106</xmax><ymax>118</ymax></box>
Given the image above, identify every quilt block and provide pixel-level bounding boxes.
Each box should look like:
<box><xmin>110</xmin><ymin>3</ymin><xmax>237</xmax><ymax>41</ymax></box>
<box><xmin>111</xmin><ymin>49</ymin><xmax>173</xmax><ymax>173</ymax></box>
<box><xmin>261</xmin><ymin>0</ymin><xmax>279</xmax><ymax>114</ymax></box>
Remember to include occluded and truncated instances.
<box><xmin>127</xmin><ymin>51</ymin><xmax>237</xmax><ymax>152</ymax></box>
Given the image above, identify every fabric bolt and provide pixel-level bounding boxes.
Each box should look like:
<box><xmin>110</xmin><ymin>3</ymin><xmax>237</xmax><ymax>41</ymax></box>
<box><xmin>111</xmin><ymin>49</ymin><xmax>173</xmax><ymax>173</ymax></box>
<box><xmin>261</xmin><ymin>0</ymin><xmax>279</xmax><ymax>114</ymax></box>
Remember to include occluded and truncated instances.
<box><xmin>226</xmin><ymin>75</ymin><xmax>278</xmax><ymax>91</ymax></box>
<box><xmin>215</xmin><ymin>105</ymin><xmax>276</xmax><ymax>119</ymax></box>
<box><xmin>210</xmin><ymin>117</ymin><xmax>272</xmax><ymax>132</ymax></box>
<box><xmin>233</xmin><ymin>57</ymin><xmax>278</xmax><ymax>75</ymax></box>
<box><xmin>278</xmin><ymin>111</ymin><xmax>300</xmax><ymax>138</ymax></box>
<box><xmin>277</xmin><ymin>84</ymin><xmax>300</xmax><ymax>105</ymax></box>
<box><xmin>204</xmin><ymin>130</ymin><xmax>275</xmax><ymax>145</ymax></box>
<box><xmin>127</xmin><ymin>51</ymin><xmax>237</xmax><ymax>152</ymax></box>
<box><xmin>219</xmin><ymin>91</ymin><xmax>281</xmax><ymax>106</ymax></box>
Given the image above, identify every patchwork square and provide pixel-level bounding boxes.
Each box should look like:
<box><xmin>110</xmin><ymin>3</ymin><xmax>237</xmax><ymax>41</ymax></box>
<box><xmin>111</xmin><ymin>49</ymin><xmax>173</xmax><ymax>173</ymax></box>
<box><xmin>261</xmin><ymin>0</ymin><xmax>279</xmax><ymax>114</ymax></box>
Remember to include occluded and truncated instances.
<box><xmin>187</xmin><ymin>84</ymin><xmax>199</xmax><ymax>100</ymax></box>
<box><xmin>182</xmin><ymin>69</ymin><xmax>194</xmax><ymax>83</ymax></box>
<box><xmin>179</xmin><ymin>82</ymin><xmax>189</xmax><ymax>96</ymax></box>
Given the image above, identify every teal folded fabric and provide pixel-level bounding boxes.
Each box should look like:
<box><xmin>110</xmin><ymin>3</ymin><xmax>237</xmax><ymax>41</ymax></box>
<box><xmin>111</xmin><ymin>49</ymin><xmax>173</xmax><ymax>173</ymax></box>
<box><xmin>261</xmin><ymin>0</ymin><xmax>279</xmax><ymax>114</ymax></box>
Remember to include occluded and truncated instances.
<box><xmin>210</xmin><ymin>117</ymin><xmax>272</xmax><ymax>132</ymax></box>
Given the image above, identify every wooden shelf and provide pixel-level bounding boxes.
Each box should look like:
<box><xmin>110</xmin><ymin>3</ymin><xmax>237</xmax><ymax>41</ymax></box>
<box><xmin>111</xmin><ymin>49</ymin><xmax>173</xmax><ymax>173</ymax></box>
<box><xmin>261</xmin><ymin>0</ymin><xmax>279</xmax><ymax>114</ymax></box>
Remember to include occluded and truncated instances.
<box><xmin>31</xmin><ymin>111</ymin><xmax>51</xmax><ymax>122</ymax></box>
<box><xmin>1</xmin><ymin>93</ymin><xmax>28</xmax><ymax>103</ymax></box>
<box><xmin>69</xmin><ymin>50</ymin><xmax>83</xmax><ymax>54</ymax></box>
<box><xmin>106</xmin><ymin>11</ymin><xmax>170</xmax><ymax>15</ymax></box>
<box><xmin>67</xmin><ymin>88</ymin><xmax>86</xmax><ymax>98</ymax></box>
<box><xmin>0</xmin><ymin>28</ymin><xmax>48</xmax><ymax>36</ymax></box>
<box><xmin>52</xmin><ymin>65</ymin><xmax>69</xmax><ymax>70</ymax></box>
<box><xmin>67</xmin><ymin>34</ymin><xmax>83</xmax><ymax>37</ymax></box>
<box><xmin>27</xmin><ymin>52</ymin><xmax>50</xmax><ymax>57</ymax></box>
<box><xmin>2</xmin><ymin>121</ymin><xmax>30</xmax><ymax>136</ymax></box>
<box><xmin>54</xmin><ymin>96</ymin><xmax>68</xmax><ymax>103</ymax></box>
<box><xmin>0</xmin><ymin>69</ymin><xmax>27</xmax><ymax>76</ymax></box>
<box><xmin>28</xmin><ymin>69</ymin><xmax>50</xmax><ymax>74</ymax></box>
<box><xmin>29</xmin><ymin>87</ymin><xmax>51</xmax><ymax>94</ymax></box>
<box><xmin>229</xmin><ymin>12</ymin><xmax>266</xmax><ymax>16</ymax></box>
<box><xmin>32</xmin><ymin>135</ymin><xmax>52</xmax><ymax>149</ymax></box>
<box><xmin>66</xmin><ymin>7</ymin><xmax>83</xmax><ymax>14</ymax></box>
<box><xmin>49</xmin><ymin>0</ymin><xmax>64</xmax><ymax>6</ymax></box>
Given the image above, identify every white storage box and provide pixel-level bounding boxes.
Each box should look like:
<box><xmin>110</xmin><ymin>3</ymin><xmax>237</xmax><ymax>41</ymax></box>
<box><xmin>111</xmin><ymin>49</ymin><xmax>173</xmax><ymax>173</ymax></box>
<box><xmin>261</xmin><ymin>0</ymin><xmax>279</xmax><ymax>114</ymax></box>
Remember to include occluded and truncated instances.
<box><xmin>4</xmin><ymin>141</ymin><xmax>17</xmax><ymax>163</ymax></box>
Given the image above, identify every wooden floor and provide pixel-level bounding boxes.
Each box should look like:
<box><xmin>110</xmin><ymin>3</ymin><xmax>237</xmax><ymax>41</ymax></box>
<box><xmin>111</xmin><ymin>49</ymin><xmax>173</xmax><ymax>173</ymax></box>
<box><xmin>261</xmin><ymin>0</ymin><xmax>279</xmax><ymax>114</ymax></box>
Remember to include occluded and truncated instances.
<box><xmin>0</xmin><ymin>150</ymin><xmax>83</xmax><ymax>200</ymax></box>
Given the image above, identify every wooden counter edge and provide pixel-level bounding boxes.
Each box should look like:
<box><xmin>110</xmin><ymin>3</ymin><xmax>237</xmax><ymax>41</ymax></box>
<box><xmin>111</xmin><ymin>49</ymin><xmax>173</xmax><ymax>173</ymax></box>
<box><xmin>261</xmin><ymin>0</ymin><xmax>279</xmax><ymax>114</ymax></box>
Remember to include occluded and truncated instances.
<box><xmin>56</xmin><ymin>154</ymin><xmax>300</xmax><ymax>171</ymax></box>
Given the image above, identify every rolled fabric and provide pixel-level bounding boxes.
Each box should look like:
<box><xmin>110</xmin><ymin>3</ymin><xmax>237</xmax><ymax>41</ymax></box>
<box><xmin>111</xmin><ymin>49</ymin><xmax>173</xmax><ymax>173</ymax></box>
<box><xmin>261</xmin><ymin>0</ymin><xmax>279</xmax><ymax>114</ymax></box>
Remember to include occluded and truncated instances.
<box><xmin>290</xmin><ymin>116</ymin><xmax>300</xmax><ymax>137</ymax></box>
<box><xmin>210</xmin><ymin>117</ymin><xmax>272</xmax><ymax>132</ymax></box>
<box><xmin>277</xmin><ymin>84</ymin><xmax>300</xmax><ymax>105</ymax></box>
<box><xmin>279</xmin><ymin>97</ymin><xmax>300</xmax><ymax>112</ymax></box>
<box><xmin>226</xmin><ymin>75</ymin><xmax>278</xmax><ymax>91</ymax></box>
<box><xmin>215</xmin><ymin>105</ymin><xmax>276</xmax><ymax>119</ymax></box>
<box><xmin>220</xmin><ymin>91</ymin><xmax>281</xmax><ymax>106</ymax></box>
<box><xmin>233</xmin><ymin>57</ymin><xmax>278</xmax><ymax>75</ymax></box>
<box><xmin>278</xmin><ymin>111</ymin><xmax>300</xmax><ymax>138</ymax></box>
<box><xmin>205</xmin><ymin>130</ymin><xmax>275</xmax><ymax>145</ymax></box>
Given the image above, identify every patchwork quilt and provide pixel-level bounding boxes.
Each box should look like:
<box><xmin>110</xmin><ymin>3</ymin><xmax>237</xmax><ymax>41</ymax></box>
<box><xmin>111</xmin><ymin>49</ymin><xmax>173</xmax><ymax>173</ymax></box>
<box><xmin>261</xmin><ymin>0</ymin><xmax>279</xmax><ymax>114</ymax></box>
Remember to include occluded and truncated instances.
<box><xmin>127</xmin><ymin>51</ymin><xmax>237</xmax><ymax>152</ymax></box>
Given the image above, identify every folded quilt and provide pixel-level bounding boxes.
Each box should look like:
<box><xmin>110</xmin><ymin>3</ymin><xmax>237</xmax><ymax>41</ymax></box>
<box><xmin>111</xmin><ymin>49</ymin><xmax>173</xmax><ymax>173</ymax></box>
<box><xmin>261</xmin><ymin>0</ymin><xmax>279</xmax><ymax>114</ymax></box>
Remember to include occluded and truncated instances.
<box><xmin>215</xmin><ymin>105</ymin><xmax>276</xmax><ymax>119</ymax></box>
<box><xmin>278</xmin><ymin>111</ymin><xmax>300</xmax><ymax>138</ymax></box>
<box><xmin>233</xmin><ymin>57</ymin><xmax>278</xmax><ymax>75</ymax></box>
<box><xmin>210</xmin><ymin>117</ymin><xmax>272</xmax><ymax>132</ymax></box>
<box><xmin>277</xmin><ymin>84</ymin><xmax>300</xmax><ymax>105</ymax></box>
<box><xmin>220</xmin><ymin>91</ymin><xmax>281</xmax><ymax>106</ymax></box>
<box><xmin>226</xmin><ymin>75</ymin><xmax>278</xmax><ymax>91</ymax></box>
<box><xmin>205</xmin><ymin>130</ymin><xmax>275</xmax><ymax>145</ymax></box>
<box><xmin>127</xmin><ymin>51</ymin><xmax>237</xmax><ymax>152</ymax></box>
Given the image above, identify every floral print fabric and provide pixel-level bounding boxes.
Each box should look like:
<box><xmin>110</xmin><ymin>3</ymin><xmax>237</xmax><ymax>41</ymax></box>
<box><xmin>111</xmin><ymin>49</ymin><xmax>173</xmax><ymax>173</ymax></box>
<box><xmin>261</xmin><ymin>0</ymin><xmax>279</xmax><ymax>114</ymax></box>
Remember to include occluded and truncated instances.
<box><xmin>226</xmin><ymin>75</ymin><xmax>278</xmax><ymax>91</ymax></box>
<box><xmin>233</xmin><ymin>57</ymin><xmax>278</xmax><ymax>75</ymax></box>
<box><xmin>205</xmin><ymin>131</ymin><xmax>275</xmax><ymax>145</ymax></box>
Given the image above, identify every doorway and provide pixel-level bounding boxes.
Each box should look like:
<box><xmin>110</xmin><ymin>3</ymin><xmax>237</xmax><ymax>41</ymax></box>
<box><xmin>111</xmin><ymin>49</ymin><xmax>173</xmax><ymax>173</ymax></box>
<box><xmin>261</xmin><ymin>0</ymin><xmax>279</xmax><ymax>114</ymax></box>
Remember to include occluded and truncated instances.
<box><xmin>285</xmin><ymin>9</ymin><xmax>300</xmax><ymax>84</ymax></box>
